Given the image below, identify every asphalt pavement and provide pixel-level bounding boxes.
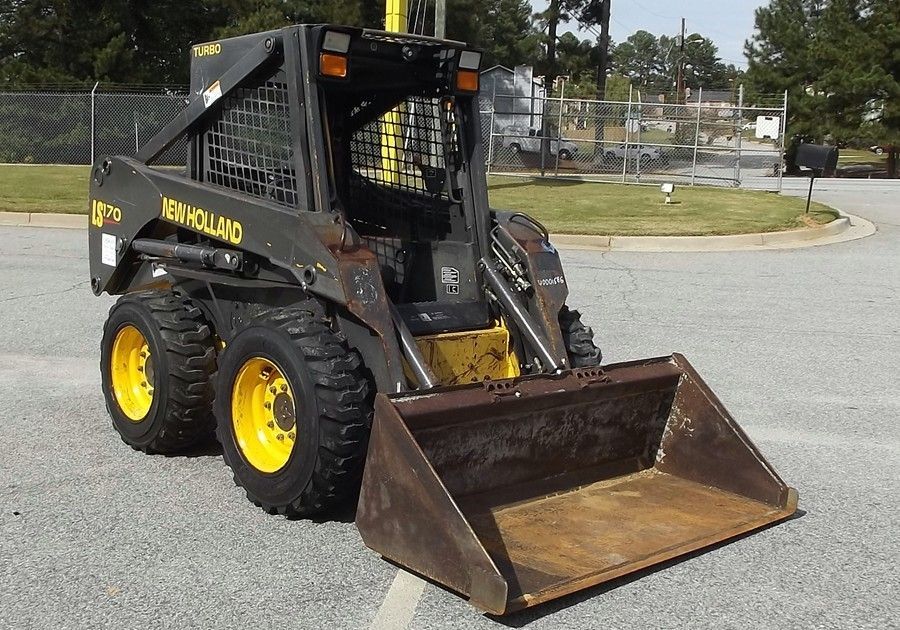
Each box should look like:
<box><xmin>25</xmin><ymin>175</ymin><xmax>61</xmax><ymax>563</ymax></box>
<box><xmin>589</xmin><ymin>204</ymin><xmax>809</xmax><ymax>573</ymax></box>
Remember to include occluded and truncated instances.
<box><xmin>0</xmin><ymin>187</ymin><xmax>897</xmax><ymax>629</ymax></box>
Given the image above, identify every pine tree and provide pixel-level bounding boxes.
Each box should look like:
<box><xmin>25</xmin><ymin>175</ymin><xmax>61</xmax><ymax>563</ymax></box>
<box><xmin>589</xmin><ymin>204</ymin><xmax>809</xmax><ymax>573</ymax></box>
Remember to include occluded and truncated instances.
<box><xmin>746</xmin><ymin>0</ymin><xmax>899</xmax><ymax>174</ymax></box>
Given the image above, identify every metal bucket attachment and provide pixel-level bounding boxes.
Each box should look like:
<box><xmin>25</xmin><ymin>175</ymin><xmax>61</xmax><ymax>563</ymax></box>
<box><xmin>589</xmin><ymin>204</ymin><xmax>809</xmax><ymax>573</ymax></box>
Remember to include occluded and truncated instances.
<box><xmin>356</xmin><ymin>354</ymin><xmax>798</xmax><ymax>615</ymax></box>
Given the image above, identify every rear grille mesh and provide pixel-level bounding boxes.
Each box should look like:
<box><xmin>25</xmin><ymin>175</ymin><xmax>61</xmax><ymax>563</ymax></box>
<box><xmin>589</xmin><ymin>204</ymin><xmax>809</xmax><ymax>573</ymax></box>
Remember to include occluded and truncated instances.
<box><xmin>204</xmin><ymin>80</ymin><xmax>298</xmax><ymax>207</ymax></box>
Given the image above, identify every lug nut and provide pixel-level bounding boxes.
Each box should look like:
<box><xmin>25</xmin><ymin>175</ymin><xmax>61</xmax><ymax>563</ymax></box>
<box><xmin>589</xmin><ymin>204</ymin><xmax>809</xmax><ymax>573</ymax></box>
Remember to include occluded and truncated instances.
<box><xmin>288</xmin><ymin>432</ymin><xmax>295</xmax><ymax>441</ymax></box>
<box><xmin>264</xmin><ymin>401</ymin><xmax>272</xmax><ymax>409</ymax></box>
<box><xmin>267</xmin><ymin>421</ymin><xmax>275</xmax><ymax>429</ymax></box>
<box><xmin>269</xmin><ymin>386</ymin><xmax>277</xmax><ymax>395</ymax></box>
<box><xmin>276</xmin><ymin>434</ymin><xmax>285</xmax><ymax>441</ymax></box>
<box><xmin>280</xmin><ymin>384</ymin><xmax>288</xmax><ymax>393</ymax></box>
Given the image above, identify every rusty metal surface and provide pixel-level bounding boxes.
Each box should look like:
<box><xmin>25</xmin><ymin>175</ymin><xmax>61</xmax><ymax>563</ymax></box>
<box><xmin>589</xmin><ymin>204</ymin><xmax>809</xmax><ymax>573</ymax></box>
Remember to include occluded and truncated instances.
<box><xmin>356</xmin><ymin>355</ymin><xmax>798</xmax><ymax>615</ymax></box>
<box><xmin>468</xmin><ymin>470</ymin><xmax>795</xmax><ymax>611</ymax></box>
<box><xmin>494</xmin><ymin>212</ymin><xmax>569</xmax><ymax>363</ymax></box>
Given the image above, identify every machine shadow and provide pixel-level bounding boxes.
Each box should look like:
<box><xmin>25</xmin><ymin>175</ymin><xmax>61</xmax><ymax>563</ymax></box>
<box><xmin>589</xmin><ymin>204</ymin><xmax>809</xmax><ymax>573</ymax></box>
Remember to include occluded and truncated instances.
<box><xmin>172</xmin><ymin>436</ymin><xmax>223</xmax><ymax>458</ymax></box>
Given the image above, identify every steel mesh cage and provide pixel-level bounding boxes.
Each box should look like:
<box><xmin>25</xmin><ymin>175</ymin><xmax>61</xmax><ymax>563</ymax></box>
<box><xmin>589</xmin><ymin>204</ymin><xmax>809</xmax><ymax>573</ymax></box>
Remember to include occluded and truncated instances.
<box><xmin>203</xmin><ymin>78</ymin><xmax>298</xmax><ymax>207</ymax></box>
<box><xmin>345</xmin><ymin>96</ymin><xmax>456</xmax><ymax>240</ymax></box>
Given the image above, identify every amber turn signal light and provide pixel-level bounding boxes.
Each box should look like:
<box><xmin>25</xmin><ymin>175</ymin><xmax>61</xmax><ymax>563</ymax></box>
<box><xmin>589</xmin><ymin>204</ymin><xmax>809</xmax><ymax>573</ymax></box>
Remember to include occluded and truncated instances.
<box><xmin>320</xmin><ymin>53</ymin><xmax>348</xmax><ymax>78</ymax></box>
<box><xmin>456</xmin><ymin>69</ymin><xmax>479</xmax><ymax>93</ymax></box>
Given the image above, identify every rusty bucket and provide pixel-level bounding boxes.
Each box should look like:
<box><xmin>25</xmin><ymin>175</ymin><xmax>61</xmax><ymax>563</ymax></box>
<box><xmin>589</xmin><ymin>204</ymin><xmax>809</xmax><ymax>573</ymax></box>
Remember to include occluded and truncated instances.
<box><xmin>356</xmin><ymin>354</ymin><xmax>798</xmax><ymax>615</ymax></box>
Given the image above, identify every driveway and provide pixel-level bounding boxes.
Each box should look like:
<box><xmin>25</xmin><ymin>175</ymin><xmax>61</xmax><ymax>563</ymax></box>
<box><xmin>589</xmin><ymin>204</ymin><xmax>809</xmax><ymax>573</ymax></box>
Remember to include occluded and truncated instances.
<box><xmin>0</xmin><ymin>186</ymin><xmax>896</xmax><ymax>629</ymax></box>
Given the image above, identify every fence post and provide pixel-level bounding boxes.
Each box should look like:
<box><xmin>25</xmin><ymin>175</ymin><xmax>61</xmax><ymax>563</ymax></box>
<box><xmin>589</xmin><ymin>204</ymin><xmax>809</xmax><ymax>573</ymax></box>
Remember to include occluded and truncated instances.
<box><xmin>487</xmin><ymin>105</ymin><xmax>496</xmax><ymax>175</ymax></box>
<box><xmin>736</xmin><ymin>84</ymin><xmax>744</xmax><ymax>187</ymax></box>
<box><xmin>555</xmin><ymin>79</ymin><xmax>565</xmax><ymax>177</ymax></box>
<box><xmin>691</xmin><ymin>87</ymin><xmax>703</xmax><ymax>185</ymax></box>
<box><xmin>778</xmin><ymin>89</ymin><xmax>788</xmax><ymax>193</ymax></box>
<box><xmin>622</xmin><ymin>84</ymin><xmax>633</xmax><ymax>183</ymax></box>
<box><xmin>90</xmin><ymin>81</ymin><xmax>99</xmax><ymax>166</ymax></box>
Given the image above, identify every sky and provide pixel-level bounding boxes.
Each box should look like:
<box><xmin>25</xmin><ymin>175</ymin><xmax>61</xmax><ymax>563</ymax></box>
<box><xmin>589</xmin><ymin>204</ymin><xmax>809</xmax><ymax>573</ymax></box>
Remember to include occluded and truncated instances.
<box><xmin>531</xmin><ymin>0</ymin><xmax>768</xmax><ymax>69</ymax></box>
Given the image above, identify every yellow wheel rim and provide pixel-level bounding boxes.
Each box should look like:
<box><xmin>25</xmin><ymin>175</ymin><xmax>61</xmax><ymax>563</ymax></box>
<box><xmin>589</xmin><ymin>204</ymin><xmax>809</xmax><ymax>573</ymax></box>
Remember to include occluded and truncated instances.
<box><xmin>231</xmin><ymin>357</ymin><xmax>297</xmax><ymax>473</ymax></box>
<box><xmin>110</xmin><ymin>325</ymin><xmax>155</xmax><ymax>421</ymax></box>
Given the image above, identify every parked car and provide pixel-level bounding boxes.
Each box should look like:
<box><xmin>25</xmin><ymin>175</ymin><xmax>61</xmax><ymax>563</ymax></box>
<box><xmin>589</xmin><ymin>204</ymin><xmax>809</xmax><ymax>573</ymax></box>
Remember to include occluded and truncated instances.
<box><xmin>604</xmin><ymin>144</ymin><xmax>668</xmax><ymax>165</ymax></box>
<box><xmin>500</xmin><ymin>125</ymin><xmax>579</xmax><ymax>160</ymax></box>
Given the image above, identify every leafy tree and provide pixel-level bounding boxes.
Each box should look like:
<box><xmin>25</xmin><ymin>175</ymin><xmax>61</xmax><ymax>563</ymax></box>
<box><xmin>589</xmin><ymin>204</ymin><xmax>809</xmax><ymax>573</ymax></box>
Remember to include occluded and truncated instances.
<box><xmin>555</xmin><ymin>31</ymin><xmax>599</xmax><ymax>83</ymax></box>
<box><xmin>746</xmin><ymin>0</ymin><xmax>899</xmax><ymax>174</ymax></box>
<box><xmin>0</xmin><ymin>0</ymin><xmax>229</xmax><ymax>85</ymax></box>
<box><xmin>612</xmin><ymin>30</ymin><xmax>735</xmax><ymax>95</ymax></box>
<box><xmin>212</xmin><ymin>0</ymin><xmax>367</xmax><ymax>37</ymax></box>
<box><xmin>477</xmin><ymin>0</ymin><xmax>541</xmax><ymax>70</ymax></box>
<box><xmin>611</xmin><ymin>30</ymin><xmax>662</xmax><ymax>90</ymax></box>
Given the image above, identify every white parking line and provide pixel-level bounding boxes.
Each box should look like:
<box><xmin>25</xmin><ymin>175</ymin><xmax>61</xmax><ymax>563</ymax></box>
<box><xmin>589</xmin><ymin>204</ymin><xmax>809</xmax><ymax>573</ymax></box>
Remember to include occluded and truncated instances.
<box><xmin>369</xmin><ymin>569</ymin><xmax>427</xmax><ymax>630</ymax></box>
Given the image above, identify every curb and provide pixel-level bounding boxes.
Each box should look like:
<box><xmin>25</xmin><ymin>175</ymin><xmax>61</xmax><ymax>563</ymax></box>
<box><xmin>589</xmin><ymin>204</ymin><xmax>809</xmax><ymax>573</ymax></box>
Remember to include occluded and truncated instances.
<box><xmin>0</xmin><ymin>209</ymin><xmax>875</xmax><ymax>252</ymax></box>
<box><xmin>0</xmin><ymin>212</ymin><xmax>87</xmax><ymax>229</ymax></box>
<box><xmin>552</xmin><ymin>210</ymin><xmax>874</xmax><ymax>252</ymax></box>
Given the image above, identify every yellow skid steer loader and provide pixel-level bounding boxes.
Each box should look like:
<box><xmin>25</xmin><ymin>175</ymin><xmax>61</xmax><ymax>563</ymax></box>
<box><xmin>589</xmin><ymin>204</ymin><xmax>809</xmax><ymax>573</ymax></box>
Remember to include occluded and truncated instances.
<box><xmin>88</xmin><ymin>25</ymin><xmax>797</xmax><ymax>615</ymax></box>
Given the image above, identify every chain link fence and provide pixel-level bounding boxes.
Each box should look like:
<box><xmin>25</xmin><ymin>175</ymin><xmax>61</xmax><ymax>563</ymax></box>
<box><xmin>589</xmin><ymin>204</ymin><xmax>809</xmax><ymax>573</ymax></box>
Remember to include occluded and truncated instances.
<box><xmin>0</xmin><ymin>84</ymin><xmax>189</xmax><ymax>166</ymax></box>
<box><xmin>0</xmin><ymin>83</ymin><xmax>786</xmax><ymax>189</ymax></box>
<box><xmin>480</xmin><ymin>85</ymin><xmax>788</xmax><ymax>189</ymax></box>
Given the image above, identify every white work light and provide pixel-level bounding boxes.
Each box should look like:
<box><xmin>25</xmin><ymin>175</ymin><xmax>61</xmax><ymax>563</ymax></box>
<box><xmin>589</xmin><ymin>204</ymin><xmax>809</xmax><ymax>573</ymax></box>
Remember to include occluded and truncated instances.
<box><xmin>661</xmin><ymin>183</ymin><xmax>675</xmax><ymax>204</ymax></box>
<box><xmin>459</xmin><ymin>51</ymin><xmax>482</xmax><ymax>71</ymax></box>
<box><xmin>322</xmin><ymin>31</ymin><xmax>352</xmax><ymax>54</ymax></box>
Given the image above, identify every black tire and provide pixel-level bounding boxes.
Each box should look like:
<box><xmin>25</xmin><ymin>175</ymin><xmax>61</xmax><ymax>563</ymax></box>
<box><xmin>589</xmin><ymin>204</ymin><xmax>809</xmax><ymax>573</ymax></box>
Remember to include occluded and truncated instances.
<box><xmin>216</xmin><ymin>307</ymin><xmax>372</xmax><ymax>517</ymax></box>
<box><xmin>508</xmin><ymin>143</ymin><xmax>522</xmax><ymax>154</ymax></box>
<box><xmin>559</xmin><ymin>149</ymin><xmax>573</xmax><ymax>161</ymax></box>
<box><xmin>559</xmin><ymin>305</ymin><xmax>602</xmax><ymax>368</ymax></box>
<box><xmin>874</xmin><ymin>147</ymin><xmax>884</xmax><ymax>155</ymax></box>
<box><xmin>100</xmin><ymin>290</ymin><xmax>217</xmax><ymax>454</ymax></box>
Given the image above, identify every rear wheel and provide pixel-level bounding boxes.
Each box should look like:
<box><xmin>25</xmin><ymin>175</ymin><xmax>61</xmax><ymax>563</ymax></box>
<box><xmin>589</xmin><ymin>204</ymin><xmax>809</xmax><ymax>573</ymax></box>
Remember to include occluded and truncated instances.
<box><xmin>100</xmin><ymin>291</ymin><xmax>216</xmax><ymax>453</ymax></box>
<box><xmin>559</xmin><ymin>306</ymin><xmax>602</xmax><ymax>368</ymax></box>
<box><xmin>559</xmin><ymin>149</ymin><xmax>573</xmax><ymax>161</ymax></box>
<box><xmin>216</xmin><ymin>307</ymin><xmax>372</xmax><ymax>517</ymax></box>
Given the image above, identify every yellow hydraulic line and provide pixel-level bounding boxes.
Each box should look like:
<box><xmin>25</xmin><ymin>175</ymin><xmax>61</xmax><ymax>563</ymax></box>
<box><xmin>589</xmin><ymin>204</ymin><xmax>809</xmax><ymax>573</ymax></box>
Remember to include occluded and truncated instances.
<box><xmin>381</xmin><ymin>0</ymin><xmax>408</xmax><ymax>185</ymax></box>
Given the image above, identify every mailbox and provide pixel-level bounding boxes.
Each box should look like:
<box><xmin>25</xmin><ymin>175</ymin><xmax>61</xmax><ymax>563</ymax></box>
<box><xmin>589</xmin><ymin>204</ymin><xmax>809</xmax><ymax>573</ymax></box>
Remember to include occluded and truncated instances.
<box><xmin>796</xmin><ymin>143</ymin><xmax>839</xmax><ymax>173</ymax></box>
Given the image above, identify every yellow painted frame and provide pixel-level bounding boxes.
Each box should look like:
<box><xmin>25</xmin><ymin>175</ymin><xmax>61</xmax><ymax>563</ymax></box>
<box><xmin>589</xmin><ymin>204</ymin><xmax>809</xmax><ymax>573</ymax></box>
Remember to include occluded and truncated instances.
<box><xmin>408</xmin><ymin>322</ymin><xmax>521</xmax><ymax>387</ymax></box>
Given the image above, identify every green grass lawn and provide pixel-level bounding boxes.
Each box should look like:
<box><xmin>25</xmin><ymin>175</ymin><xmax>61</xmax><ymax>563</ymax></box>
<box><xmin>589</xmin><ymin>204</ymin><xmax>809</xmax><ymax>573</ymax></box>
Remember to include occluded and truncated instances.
<box><xmin>488</xmin><ymin>176</ymin><xmax>838</xmax><ymax>236</ymax></box>
<box><xmin>0</xmin><ymin>165</ymin><xmax>91</xmax><ymax>214</ymax></box>
<box><xmin>837</xmin><ymin>149</ymin><xmax>886</xmax><ymax>167</ymax></box>
<box><xmin>0</xmin><ymin>165</ymin><xmax>838</xmax><ymax>236</ymax></box>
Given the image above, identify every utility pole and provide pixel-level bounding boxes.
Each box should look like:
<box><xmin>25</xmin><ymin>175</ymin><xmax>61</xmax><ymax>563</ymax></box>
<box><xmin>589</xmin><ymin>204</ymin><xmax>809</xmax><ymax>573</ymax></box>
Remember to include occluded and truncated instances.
<box><xmin>541</xmin><ymin>0</ymin><xmax>562</xmax><ymax>173</ymax></box>
<box><xmin>595</xmin><ymin>0</ymin><xmax>611</xmax><ymax>100</ymax></box>
<box><xmin>676</xmin><ymin>17</ymin><xmax>685</xmax><ymax>104</ymax></box>
<box><xmin>593</xmin><ymin>0</ymin><xmax>611</xmax><ymax>159</ymax></box>
<box><xmin>435</xmin><ymin>0</ymin><xmax>446</xmax><ymax>39</ymax></box>
<box><xmin>546</xmin><ymin>0</ymin><xmax>560</xmax><ymax>90</ymax></box>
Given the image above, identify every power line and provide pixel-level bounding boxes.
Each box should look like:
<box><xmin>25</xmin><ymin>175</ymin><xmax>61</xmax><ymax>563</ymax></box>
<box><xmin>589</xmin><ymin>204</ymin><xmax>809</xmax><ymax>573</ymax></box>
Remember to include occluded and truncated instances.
<box><xmin>627</xmin><ymin>0</ymin><xmax>678</xmax><ymax>21</ymax></box>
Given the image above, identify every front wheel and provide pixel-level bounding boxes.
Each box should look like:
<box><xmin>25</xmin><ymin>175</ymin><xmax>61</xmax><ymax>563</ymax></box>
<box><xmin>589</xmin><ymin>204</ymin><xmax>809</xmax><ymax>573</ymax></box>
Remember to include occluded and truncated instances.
<box><xmin>216</xmin><ymin>307</ymin><xmax>372</xmax><ymax>517</ymax></box>
<box><xmin>558</xmin><ymin>149</ymin><xmax>573</xmax><ymax>161</ymax></box>
<box><xmin>559</xmin><ymin>306</ymin><xmax>602</xmax><ymax>368</ymax></box>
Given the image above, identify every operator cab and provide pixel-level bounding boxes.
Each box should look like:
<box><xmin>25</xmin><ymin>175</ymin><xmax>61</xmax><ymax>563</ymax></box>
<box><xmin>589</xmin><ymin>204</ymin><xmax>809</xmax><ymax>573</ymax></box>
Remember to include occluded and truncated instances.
<box><xmin>314</xmin><ymin>27</ymin><xmax>489</xmax><ymax>335</ymax></box>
